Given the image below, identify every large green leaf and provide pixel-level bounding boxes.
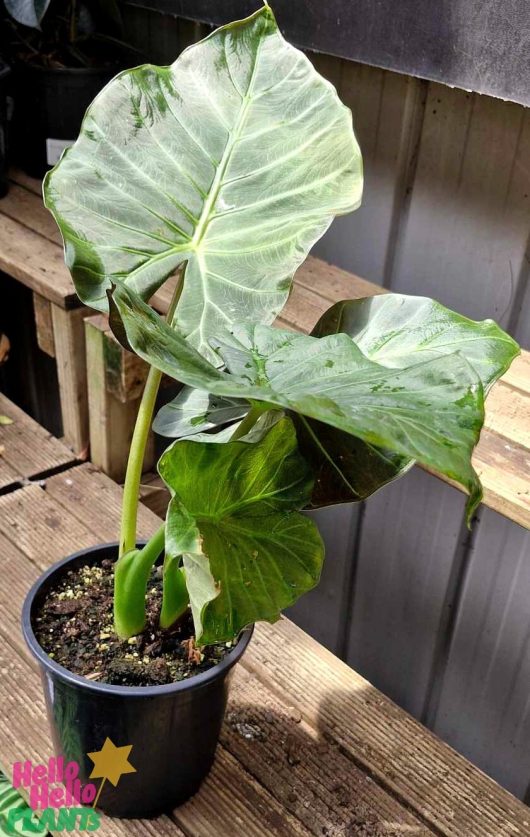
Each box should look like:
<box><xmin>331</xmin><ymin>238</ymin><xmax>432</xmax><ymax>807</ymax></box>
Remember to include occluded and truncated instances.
<box><xmin>111</xmin><ymin>285</ymin><xmax>485</xmax><ymax>520</ymax></box>
<box><xmin>313</xmin><ymin>295</ymin><xmax>519</xmax><ymax>392</ymax></box>
<box><xmin>159</xmin><ymin>417</ymin><xmax>324</xmax><ymax>643</ymax></box>
<box><xmin>44</xmin><ymin>6</ymin><xmax>362</xmax><ymax>361</ymax></box>
<box><xmin>301</xmin><ymin>293</ymin><xmax>519</xmax><ymax>505</ymax></box>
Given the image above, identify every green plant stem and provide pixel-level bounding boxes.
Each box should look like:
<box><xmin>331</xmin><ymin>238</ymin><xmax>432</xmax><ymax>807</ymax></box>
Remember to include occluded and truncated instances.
<box><xmin>119</xmin><ymin>365</ymin><xmax>162</xmax><ymax>556</ymax></box>
<box><xmin>119</xmin><ymin>270</ymin><xmax>185</xmax><ymax>556</ymax></box>
<box><xmin>230</xmin><ymin>403</ymin><xmax>267</xmax><ymax>440</ymax></box>
<box><xmin>114</xmin><ymin>522</ymin><xmax>166</xmax><ymax>638</ymax></box>
<box><xmin>140</xmin><ymin>522</ymin><xmax>166</xmax><ymax>560</ymax></box>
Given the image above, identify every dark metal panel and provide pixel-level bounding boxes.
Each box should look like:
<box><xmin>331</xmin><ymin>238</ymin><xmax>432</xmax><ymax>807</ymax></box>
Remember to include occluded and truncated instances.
<box><xmin>124</xmin><ymin>0</ymin><xmax>530</xmax><ymax>107</ymax></box>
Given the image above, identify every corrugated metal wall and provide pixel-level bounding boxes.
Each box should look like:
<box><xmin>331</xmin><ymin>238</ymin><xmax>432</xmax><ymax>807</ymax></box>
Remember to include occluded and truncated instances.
<box><xmin>125</xmin><ymin>6</ymin><xmax>530</xmax><ymax>801</ymax></box>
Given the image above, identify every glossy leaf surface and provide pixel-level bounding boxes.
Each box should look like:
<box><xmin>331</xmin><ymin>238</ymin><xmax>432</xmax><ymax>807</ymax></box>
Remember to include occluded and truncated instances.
<box><xmin>44</xmin><ymin>6</ymin><xmax>362</xmax><ymax>361</ymax></box>
<box><xmin>303</xmin><ymin>293</ymin><xmax>519</xmax><ymax>504</ymax></box>
<box><xmin>313</xmin><ymin>295</ymin><xmax>519</xmax><ymax>393</ymax></box>
<box><xmin>112</xmin><ymin>285</ymin><xmax>485</xmax><ymax>520</ymax></box>
<box><xmin>159</xmin><ymin>418</ymin><xmax>324</xmax><ymax>643</ymax></box>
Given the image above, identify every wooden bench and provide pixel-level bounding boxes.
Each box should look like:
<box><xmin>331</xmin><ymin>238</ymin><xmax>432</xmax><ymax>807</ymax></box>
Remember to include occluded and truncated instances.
<box><xmin>1</xmin><ymin>420</ymin><xmax>530</xmax><ymax>836</ymax></box>
<box><xmin>1</xmin><ymin>170</ymin><xmax>529</xmax><ymax>528</ymax></box>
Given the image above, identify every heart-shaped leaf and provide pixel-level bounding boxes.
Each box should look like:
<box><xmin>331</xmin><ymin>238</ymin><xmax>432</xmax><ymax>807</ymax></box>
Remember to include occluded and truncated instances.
<box><xmin>153</xmin><ymin>386</ymin><xmax>248</xmax><ymax>438</ymax></box>
<box><xmin>159</xmin><ymin>417</ymin><xmax>324</xmax><ymax>643</ymax></box>
<box><xmin>313</xmin><ymin>295</ymin><xmax>519</xmax><ymax>392</ymax></box>
<box><xmin>44</xmin><ymin>6</ymin><xmax>362</xmax><ymax>362</ymax></box>
<box><xmin>111</xmin><ymin>285</ymin><xmax>485</xmax><ymax>521</ymax></box>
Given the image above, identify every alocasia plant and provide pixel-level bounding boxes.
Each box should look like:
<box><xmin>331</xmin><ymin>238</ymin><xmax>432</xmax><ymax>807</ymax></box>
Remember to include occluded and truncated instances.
<box><xmin>44</xmin><ymin>5</ymin><xmax>519</xmax><ymax>646</ymax></box>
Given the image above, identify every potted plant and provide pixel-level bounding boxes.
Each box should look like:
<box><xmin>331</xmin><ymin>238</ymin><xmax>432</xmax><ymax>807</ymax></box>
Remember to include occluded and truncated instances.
<box><xmin>1</xmin><ymin>0</ymin><xmax>140</xmax><ymax>177</ymax></box>
<box><xmin>22</xmin><ymin>4</ymin><xmax>519</xmax><ymax>819</ymax></box>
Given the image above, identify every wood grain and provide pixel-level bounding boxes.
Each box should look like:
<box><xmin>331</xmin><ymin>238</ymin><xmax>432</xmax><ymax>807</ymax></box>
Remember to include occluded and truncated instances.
<box><xmin>51</xmin><ymin>305</ymin><xmax>89</xmax><ymax>454</ymax></box>
<box><xmin>0</xmin><ymin>394</ymin><xmax>76</xmax><ymax>491</ymax></box>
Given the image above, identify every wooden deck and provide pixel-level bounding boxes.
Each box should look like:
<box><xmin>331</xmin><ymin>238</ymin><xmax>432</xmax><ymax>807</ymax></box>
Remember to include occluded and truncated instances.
<box><xmin>0</xmin><ymin>394</ymin><xmax>77</xmax><ymax>492</ymax></box>
<box><xmin>1</xmin><ymin>168</ymin><xmax>528</xmax><ymax>529</ymax></box>
<box><xmin>0</xmin><ymin>415</ymin><xmax>529</xmax><ymax>835</ymax></box>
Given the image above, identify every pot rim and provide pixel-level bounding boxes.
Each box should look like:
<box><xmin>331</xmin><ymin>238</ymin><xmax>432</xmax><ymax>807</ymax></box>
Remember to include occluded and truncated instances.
<box><xmin>22</xmin><ymin>542</ymin><xmax>253</xmax><ymax>698</ymax></box>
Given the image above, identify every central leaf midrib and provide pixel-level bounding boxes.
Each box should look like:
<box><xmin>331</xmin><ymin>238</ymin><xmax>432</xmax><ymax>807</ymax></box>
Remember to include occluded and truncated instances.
<box><xmin>190</xmin><ymin>38</ymin><xmax>264</xmax><ymax>251</ymax></box>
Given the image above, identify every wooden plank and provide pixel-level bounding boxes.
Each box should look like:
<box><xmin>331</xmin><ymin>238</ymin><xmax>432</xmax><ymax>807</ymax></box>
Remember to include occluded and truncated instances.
<box><xmin>0</xmin><ymin>483</ymin><xmax>96</xmax><ymax>561</ymax></box>
<box><xmin>51</xmin><ymin>305</ymin><xmax>89</xmax><ymax>455</ymax></box>
<box><xmin>501</xmin><ymin>352</ymin><xmax>530</xmax><ymax>396</ymax></box>
<box><xmin>221</xmin><ymin>664</ymin><xmax>433</xmax><ymax>835</ymax></box>
<box><xmin>0</xmin><ymin>394</ymin><xmax>76</xmax><ymax>491</ymax></box>
<box><xmin>0</xmin><ymin>213</ymin><xmax>77</xmax><ymax>308</ymax></box>
<box><xmin>483</xmin><ymin>382</ymin><xmax>530</xmax><ymax>450</ymax></box>
<box><xmin>9</xmin><ymin>168</ymin><xmax>43</xmax><ymax>197</ymax></box>
<box><xmin>471</xmin><ymin>430</ymin><xmax>530</xmax><ymax>530</ymax></box>
<box><xmin>32</xmin><ymin>292</ymin><xmax>55</xmax><ymax>357</ymax></box>
<box><xmin>0</xmin><ymin>180</ymin><xmax>62</xmax><ymax>247</ymax></box>
<box><xmin>45</xmin><ymin>463</ymin><xmax>159</xmax><ymax>543</ymax></box>
<box><xmin>85</xmin><ymin>317</ymin><xmax>154</xmax><ymax>481</ymax></box>
<box><xmin>245</xmin><ymin>618</ymin><xmax>530</xmax><ymax>837</ymax></box>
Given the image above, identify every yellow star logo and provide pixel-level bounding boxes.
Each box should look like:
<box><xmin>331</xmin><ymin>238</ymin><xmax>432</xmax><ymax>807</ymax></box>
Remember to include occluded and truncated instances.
<box><xmin>87</xmin><ymin>737</ymin><xmax>136</xmax><ymax>787</ymax></box>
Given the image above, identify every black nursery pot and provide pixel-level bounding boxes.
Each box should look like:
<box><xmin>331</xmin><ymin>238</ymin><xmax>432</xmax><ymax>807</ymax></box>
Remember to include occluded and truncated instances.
<box><xmin>11</xmin><ymin>64</ymin><xmax>116</xmax><ymax>178</ymax></box>
<box><xmin>22</xmin><ymin>543</ymin><xmax>253</xmax><ymax>818</ymax></box>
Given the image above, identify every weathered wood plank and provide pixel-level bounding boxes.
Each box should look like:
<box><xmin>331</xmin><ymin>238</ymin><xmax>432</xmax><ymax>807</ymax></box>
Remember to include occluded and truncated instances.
<box><xmin>139</xmin><ymin>471</ymin><xmax>171</xmax><ymax>519</ymax></box>
<box><xmin>85</xmin><ymin>317</ymin><xmax>154</xmax><ymax>480</ymax></box>
<box><xmin>0</xmin><ymin>394</ymin><xmax>76</xmax><ymax>491</ymax></box>
<box><xmin>51</xmin><ymin>305</ymin><xmax>90</xmax><ymax>454</ymax></box>
<box><xmin>0</xmin><ymin>212</ymin><xmax>76</xmax><ymax>308</ymax></box>
<box><xmin>32</xmin><ymin>293</ymin><xmax>55</xmax><ymax>357</ymax></box>
<box><xmin>223</xmin><ymin>664</ymin><xmax>433</xmax><ymax>835</ymax></box>
<box><xmin>45</xmin><ymin>463</ymin><xmax>159</xmax><ymax>543</ymax></box>
<box><xmin>245</xmin><ymin>618</ymin><xmax>530</xmax><ymax>837</ymax></box>
<box><xmin>1</xmin><ymin>180</ymin><xmax>62</xmax><ymax>247</ymax></box>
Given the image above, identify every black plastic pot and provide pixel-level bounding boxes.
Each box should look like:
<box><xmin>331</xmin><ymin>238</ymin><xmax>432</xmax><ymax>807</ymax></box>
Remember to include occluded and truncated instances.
<box><xmin>22</xmin><ymin>543</ymin><xmax>253</xmax><ymax>818</ymax></box>
<box><xmin>11</xmin><ymin>63</ymin><xmax>116</xmax><ymax>178</ymax></box>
